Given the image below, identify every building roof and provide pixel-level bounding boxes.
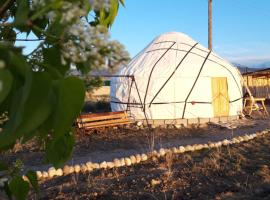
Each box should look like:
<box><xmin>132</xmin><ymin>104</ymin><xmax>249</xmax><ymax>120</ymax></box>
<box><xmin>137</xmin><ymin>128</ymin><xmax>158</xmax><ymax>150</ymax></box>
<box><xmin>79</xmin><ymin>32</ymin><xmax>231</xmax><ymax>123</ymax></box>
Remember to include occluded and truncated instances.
<box><xmin>242</xmin><ymin>68</ymin><xmax>270</xmax><ymax>77</ymax></box>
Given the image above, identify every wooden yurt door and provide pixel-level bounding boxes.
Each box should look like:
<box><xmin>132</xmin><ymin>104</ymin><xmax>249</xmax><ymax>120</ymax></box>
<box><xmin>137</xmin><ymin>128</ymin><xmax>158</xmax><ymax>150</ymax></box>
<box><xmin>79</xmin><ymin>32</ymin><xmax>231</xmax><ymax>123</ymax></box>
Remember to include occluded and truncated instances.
<box><xmin>211</xmin><ymin>77</ymin><xmax>230</xmax><ymax>117</ymax></box>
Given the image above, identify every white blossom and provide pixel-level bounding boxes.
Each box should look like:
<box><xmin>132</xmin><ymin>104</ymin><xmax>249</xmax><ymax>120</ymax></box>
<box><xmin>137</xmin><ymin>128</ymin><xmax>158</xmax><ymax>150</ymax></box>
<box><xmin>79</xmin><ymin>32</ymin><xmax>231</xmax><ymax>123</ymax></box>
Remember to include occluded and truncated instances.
<box><xmin>61</xmin><ymin>22</ymin><xmax>110</xmax><ymax>67</ymax></box>
<box><xmin>47</xmin><ymin>11</ymin><xmax>56</xmax><ymax>21</ymax></box>
<box><xmin>31</xmin><ymin>0</ymin><xmax>46</xmax><ymax>9</ymax></box>
<box><xmin>60</xmin><ymin>2</ymin><xmax>87</xmax><ymax>24</ymax></box>
<box><xmin>89</xmin><ymin>0</ymin><xmax>110</xmax><ymax>11</ymax></box>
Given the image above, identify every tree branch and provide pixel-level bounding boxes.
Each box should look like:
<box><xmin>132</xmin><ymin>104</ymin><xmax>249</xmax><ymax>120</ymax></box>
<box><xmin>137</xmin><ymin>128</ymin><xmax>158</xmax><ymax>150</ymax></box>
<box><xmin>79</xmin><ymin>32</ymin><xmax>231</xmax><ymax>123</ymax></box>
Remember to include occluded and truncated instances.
<box><xmin>0</xmin><ymin>38</ymin><xmax>45</xmax><ymax>41</ymax></box>
<box><xmin>0</xmin><ymin>0</ymin><xmax>15</xmax><ymax>18</ymax></box>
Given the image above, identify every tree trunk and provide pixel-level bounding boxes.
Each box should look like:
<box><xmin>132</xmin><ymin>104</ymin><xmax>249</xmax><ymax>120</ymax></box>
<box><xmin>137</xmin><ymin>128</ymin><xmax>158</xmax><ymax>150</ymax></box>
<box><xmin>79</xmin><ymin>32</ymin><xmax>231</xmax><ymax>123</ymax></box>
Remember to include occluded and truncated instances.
<box><xmin>208</xmin><ymin>0</ymin><xmax>212</xmax><ymax>51</ymax></box>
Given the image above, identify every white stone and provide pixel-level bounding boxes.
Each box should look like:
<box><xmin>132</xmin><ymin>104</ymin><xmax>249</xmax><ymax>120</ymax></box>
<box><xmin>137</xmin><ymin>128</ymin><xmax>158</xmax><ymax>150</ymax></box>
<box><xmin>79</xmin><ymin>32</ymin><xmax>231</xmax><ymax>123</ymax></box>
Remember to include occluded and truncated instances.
<box><xmin>81</xmin><ymin>164</ymin><xmax>88</xmax><ymax>173</ymax></box>
<box><xmin>141</xmin><ymin>154</ymin><xmax>148</xmax><ymax>161</ymax></box>
<box><xmin>107</xmin><ymin>162</ymin><xmax>115</xmax><ymax>169</ymax></box>
<box><xmin>197</xmin><ymin>144</ymin><xmax>204</xmax><ymax>150</ymax></box>
<box><xmin>185</xmin><ymin>145</ymin><xmax>194</xmax><ymax>151</ymax></box>
<box><xmin>238</xmin><ymin>137</ymin><xmax>244</xmax><ymax>142</ymax></box>
<box><xmin>100</xmin><ymin>161</ymin><xmax>107</xmax><ymax>169</ymax></box>
<box><xmin>172</xmin><ymin>147</ymin><xmax>178</xmax><ymax>153</ymax></box>
<box><xmin>69</xmin><ymin>166</ymin><xmax>75</xmax><ymax>174</ymax></box>
<box><xmin>86</xmin><ymin>162</ymin><xmax>93</xmax><ymax>171</ymax></box>
<box><xmin>113</xmin><ymin>159</ymin><xmax>121</xmax><ymax>167</ymax></box>
<box><xmin>36</xmin><ymin>171</ymin><xmax>43</xmax><ymax>180</ymax></box>
<box><xmin>74</xmin><ymin>164</ymin><xmax>81</xmax><ymax>173</ymax></box>
<box><xmin>152</xmin><ymin>150</ymin><xmax>158</xmax><ymax>156</ymax></box>
<box><xmin>135</xmin><ymin>154</ymin><xmax>141</xmax><ymax>163</ymax></box>
<box><xmin>179</xmin><ymin>146</ymin><xmax>185</xmax><ymax>153</ymax></box>
<box><xmin>42</xmin><ymin>171</ymin><xmax>48</xmax><ymax>179</ymax></box>
<box><xmin>222</xmin><ymin>139</ymin><xmax>230</xmax><ymax>146</ymax></box>
<box><xmin>159</xmin><ymin>148</ymin><xmax>166</xmax><ymax>156</ymax></box>
<box><xmin>92</xmin><ymin>163</ymin><xmax>100</xmax><ymax>169</ymax></box>
<box><xmin>136</xmin><ymin>121</ymin><xmax>143</xmax><ymax>127</ymax></box>
<box><xmin>243</xmin><ymin>135</ymin><xmax>250</xmax><ymax>141</ymax></box>
<box><xmin>63</xmin><ymin>165</ymin><xmax>70</xmax><ymax>175</ymax></box>
<box><xmin>130</xmin><ymin>155</ymin><xmax>137</xmax><ymax>164</ymax></box>
<box><xmin>56</xmin><ymin>168</ymin><xmax>63</xmax><ymax>176</ymax></box>
<box><xmin>48</xmin><ymin>167</ymin><xmax>56</xmax><ymax>178</ymax></box>
<box><xmin>202</xmin><ymin>144</ymin><xmax>209</xmax><ymax>149</ymax></box>
<box><xmin>22</xmin><ymin>175</ymin><xmax>29</xmax><ymax>182</ymax></box>
<box><xmin>120</xmin><ymin>158</ymin><xmax>125</xmax><ymax>166</ymax></box>
<box><xmin>124</xmin><ymin>158</ymin><xmax>132</xmax><ymax>166</ymax></box>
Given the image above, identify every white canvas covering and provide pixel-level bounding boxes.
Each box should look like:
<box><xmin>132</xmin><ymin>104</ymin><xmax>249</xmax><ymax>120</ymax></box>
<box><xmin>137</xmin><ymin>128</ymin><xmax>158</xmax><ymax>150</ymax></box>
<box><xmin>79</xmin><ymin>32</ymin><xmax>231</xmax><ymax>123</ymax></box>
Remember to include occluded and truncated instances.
<box><xmin>110</xmin><ymin>32</ymin><xmax>243</xmax><ymax>120</ymax></box>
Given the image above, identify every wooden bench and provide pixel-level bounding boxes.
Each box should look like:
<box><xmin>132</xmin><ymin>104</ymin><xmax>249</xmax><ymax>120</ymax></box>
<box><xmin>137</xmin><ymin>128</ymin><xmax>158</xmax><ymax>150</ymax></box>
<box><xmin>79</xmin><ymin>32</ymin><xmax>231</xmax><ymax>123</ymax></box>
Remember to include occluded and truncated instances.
<box><xmin>243</xmin><ymin>97</ymin><xmax>269</xmax><ymax>116</ymax></box>
<box><xmin>76</xmin><ymin>111</ymin><xmax>132</xmax><ymax>131</ymax></box>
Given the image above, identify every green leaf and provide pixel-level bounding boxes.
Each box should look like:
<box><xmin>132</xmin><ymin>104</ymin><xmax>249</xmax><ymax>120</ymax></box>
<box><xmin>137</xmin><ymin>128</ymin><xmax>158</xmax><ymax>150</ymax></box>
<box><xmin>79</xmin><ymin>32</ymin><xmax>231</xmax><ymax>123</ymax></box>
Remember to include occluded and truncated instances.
<box><xmin>0</xmin><ymin>59</ymin><xmax>32</xmax><ymax>141</ymax></box>
<box><xmin>119</xmin><ymin>0</ymin><xmax>125</xmax><ymax>6</ymax></box>
<box><xmin>0</xmin><ymin>161</ymin><xmax>8</xmax><ymax>171</ymax></box>
<box><xmin>52</xmin><ymin>77</ymin><xmax>85</xmax><ymax>139</ymax></box>
<box><xmin>14</xmin><ymin>0</ymin><xmax>30</xmax><ymax>32</ymax></box>
<box><xmin>0</xmin><ymin>26</ymin><xmax>17</xmax><ymax>42</ymax></box>
<box><xmin>32</xmin><ymin>17</ymin><xmax>48</xmax><ymax>38</ymax></box>
<box><xmin>43</xmin><ymin>77</ymin><xmax>84</xmax><ymax>167</ymax></box>
<box><xmin>17</xmin><ymin>72</ymin><xmax>53</xmax><ymax>138</ymax></box>
<box><xmin>26</xmin><ymin>170</ymin><xmax>39</xmax><ymax>193</ymax></box>
<box><xmin>9</xmin><ymin>175</ymin><xmax>29</xmax><ymax>200</ymax></box>
<box><xmin>46</xmin><ymin>131</ymin><xmax>75</xmax><ymax>167</ymax></box>
<box><xmin>8</xmin><ymin>51</ymin><xmax>29</xmax><ymax>80</ymax></box>
<box><xmin>3</xmin><ymin>181</ymin><xmax>12</xmax><ymax>200</ymax></box>
<box><xmin>0</xmin><ymin>71</ymin><xmax>53</xmax><ymax>149</ymax></box>
<box><xmin>98</xmin><ymin>0</ymin><xmax>120</xmax><ymax>27</ymax></box>
<box><xmin>43</xmin><ymin>47</ymin><xmax>69</xmax><ymax>75</ymax></box>
<box><xmin>0</xmin><ymin>69</ymin><xmax>13</xmax><ymax>104</ymax></box>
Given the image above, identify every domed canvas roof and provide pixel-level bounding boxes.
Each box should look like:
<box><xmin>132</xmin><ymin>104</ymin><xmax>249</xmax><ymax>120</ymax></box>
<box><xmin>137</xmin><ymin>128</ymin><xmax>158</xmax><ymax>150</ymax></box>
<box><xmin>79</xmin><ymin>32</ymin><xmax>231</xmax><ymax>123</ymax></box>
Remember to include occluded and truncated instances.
<box><xmin>110</xmin><ymin>32</ymin><xmax>243</xmax><ymax>120</ymax></box>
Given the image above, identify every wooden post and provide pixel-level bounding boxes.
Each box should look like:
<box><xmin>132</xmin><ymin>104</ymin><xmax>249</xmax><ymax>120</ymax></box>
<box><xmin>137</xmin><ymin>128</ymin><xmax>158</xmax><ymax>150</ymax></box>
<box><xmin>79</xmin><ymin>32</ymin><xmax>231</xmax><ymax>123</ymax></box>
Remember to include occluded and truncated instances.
<box><xmin>208</xmin><ymin>0</ymin><xmax>213</xmax><ymax>51</ymax></box>
<box><xmin>236</xmin><ymin>69</ymin><xmax>254</xmax><ymax>103</ymax></box>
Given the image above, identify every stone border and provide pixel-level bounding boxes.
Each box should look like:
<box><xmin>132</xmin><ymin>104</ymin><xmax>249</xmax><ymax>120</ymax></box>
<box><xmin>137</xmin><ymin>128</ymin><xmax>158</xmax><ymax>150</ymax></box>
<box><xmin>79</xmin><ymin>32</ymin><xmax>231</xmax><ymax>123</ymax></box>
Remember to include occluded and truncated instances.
<box><xmin>23</xmin><ymin>129</ymin><xmax>269</xmax><ymax>181</ymax></box>
<box><xmin>140</xmin><ymin>116</ymin><xmax>239</xmax><ymax>128</ymax></box>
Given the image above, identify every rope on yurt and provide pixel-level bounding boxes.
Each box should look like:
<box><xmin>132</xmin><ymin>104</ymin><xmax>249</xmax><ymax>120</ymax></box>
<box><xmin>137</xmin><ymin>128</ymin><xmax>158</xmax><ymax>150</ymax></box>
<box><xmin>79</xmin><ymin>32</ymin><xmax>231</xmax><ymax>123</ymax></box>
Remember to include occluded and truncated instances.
<box><xmin>133</xmin><ymin>77</ymin><xmax>150</xmax><ymax>128</ymax></box>
<box><xmin>126</xmin><ymin>77</ymin><xmax>134</xmax><ymax>113</ymax></box>
<box><xmin>112</xmin><ymin>98</ymin><xmax>243</xmax><ymax>105</ymax></box>
<box><xmin>153</xmin><ymin>40</ymin><xmax>224</xmax><ymax>62</ymax></box>
<box><xmin>148</xmin><ymin>43</ymin><xmax>199</xmax><ymax>107</ymax></box>
<box><xmin>182</xmin><ymin>50</ymin><xmax>212</xmax><ymax>119</ymax></box>
<box><xmin>146</xmin><ymin>48</ymin><xmax>243</xmax><ymax>97</ymax></box>
<box><xmin>143</xmin><ymin>42</ymin><xmax>176</xmax><ymax>112</ymax></box>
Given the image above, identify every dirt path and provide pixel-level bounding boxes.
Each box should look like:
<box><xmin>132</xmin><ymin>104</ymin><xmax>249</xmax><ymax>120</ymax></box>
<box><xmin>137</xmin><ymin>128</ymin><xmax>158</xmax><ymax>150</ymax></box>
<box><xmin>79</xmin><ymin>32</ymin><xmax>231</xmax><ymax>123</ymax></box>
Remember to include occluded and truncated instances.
<box><xmin>18</xmin><ymin>118</ymin><xmax>270</xmax><ymax>172</ymax></box>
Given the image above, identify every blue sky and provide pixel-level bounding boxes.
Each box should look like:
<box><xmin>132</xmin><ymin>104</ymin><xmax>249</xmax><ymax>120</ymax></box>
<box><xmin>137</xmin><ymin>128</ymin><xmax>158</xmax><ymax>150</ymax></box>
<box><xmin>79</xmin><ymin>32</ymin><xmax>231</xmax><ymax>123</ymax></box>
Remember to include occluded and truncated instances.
<box><xmin>110</xmin><ymin>0</ymin><xmax>270</xmax><ymax>66</ymax></box>
<box><xmin>17</xmin><ymin>0</ymin><xmax>270</xmax><ymax>66</ymax></box>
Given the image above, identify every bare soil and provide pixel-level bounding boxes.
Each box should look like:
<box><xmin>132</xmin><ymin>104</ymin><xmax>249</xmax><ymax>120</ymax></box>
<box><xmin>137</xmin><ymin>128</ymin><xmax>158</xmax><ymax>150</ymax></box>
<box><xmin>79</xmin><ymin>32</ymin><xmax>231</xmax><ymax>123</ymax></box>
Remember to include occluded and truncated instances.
<box><xmin>0</xmin><ymin>117</ymin><xmax>269</xmax><ymax>173</ymax></box>
<box><xmin>30</xmin><ymin>133</ymin><xmax>270</xmax><ymax>200</ymax></box>
<box><xmin>0</xmin><ymin>115</ymin><xmax>270</xmax><ymax>199</ymax></box>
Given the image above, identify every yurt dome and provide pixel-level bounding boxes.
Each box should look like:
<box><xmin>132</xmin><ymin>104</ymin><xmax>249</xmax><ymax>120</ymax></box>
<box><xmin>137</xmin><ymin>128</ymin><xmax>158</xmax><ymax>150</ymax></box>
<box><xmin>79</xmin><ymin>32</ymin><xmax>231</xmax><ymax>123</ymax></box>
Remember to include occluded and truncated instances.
<box><xmin>110</xmin><ymin>32</ymin><xmax>243</xmax><ymax>120</ymax></box>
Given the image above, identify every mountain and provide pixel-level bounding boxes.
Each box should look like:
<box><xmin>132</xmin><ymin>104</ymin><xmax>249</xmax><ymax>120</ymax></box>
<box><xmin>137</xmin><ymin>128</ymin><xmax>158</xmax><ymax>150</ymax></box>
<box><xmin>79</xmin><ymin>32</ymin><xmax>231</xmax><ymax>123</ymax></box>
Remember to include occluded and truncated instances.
<box><xmin>232</xmin><ymin>63</ymin><xmax>263</xmax><ymax>74</ymax></box>
<box><xmin>253</xmin><ymin>61</ymin><xmax>270</xmax><ymax>68</ymax></box>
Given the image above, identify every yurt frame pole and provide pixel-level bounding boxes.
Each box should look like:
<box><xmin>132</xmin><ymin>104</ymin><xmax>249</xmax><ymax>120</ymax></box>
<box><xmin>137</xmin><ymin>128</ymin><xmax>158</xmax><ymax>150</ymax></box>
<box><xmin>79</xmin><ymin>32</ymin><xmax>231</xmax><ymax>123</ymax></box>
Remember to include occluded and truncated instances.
<box><xmin>148</xmin><ymin>43</ymin><xmax>199</xmax><ymax>107</ymax></box>
<box><xmin>143</xmin><ymin>45</ymin><xmax>243</xmax><ymax>110</ymax></box>
<box><xmin>126</xmin><ymin>78</ymin><xmax>134</xmax><ymax>112</ymax></box>
<box><xmin>182</xmin><ymin>50</ymin><xmax>212</xmax><ymax>118</ymax></box>
<box><xmin>143</xmin><ymin>42</ymin><xmax>176</xmax><ymax>111</ymax></box>
<box><xmin>90</xmin><ymin>75</ymin><xmax>150</xmax><ymax>127</ymax></box>
<box><xmin>133</xmin><ymin>77</ymin><xmax>150</xmax><ymax>127</ymax></box>
<box><xmin>145</xmin><ymin>41</ymin><xmax>242</xmax><ymax>96</ymax></box>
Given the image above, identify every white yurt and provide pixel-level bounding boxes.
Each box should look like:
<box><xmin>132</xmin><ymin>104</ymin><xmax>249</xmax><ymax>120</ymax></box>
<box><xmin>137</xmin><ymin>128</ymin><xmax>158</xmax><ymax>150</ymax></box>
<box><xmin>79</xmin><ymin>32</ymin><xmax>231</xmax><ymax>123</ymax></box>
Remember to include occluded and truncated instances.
<box><xmin>110</xmin><ymin>32</ymin><xmax>243</xmax><ymax>120</ymax></box>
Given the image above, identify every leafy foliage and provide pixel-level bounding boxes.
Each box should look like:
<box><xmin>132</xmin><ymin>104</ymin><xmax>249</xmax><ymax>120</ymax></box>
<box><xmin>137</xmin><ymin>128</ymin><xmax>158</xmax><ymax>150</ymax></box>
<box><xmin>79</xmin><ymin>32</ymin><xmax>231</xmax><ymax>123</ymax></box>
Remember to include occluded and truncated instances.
<box><xmin>0</xmin><ymin>0</ymin><xmax>126</xmax><ymax>199</ymax></box>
